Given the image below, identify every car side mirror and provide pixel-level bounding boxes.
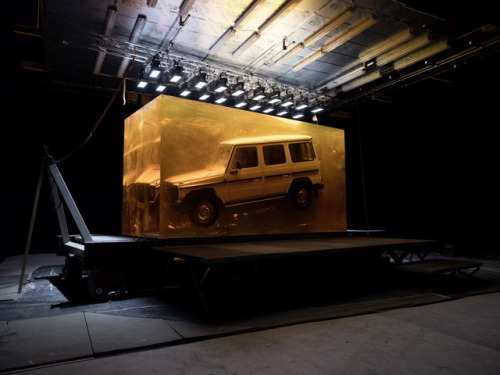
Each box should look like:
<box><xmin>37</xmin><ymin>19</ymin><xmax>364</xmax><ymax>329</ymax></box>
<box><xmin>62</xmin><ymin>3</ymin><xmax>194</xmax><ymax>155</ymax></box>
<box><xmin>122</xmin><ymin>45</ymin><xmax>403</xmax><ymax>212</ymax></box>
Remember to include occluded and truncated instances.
<box><xmin>230</xmin><ymin>160</ymin><xmax>242</xmax><ymax>173</ymax></box>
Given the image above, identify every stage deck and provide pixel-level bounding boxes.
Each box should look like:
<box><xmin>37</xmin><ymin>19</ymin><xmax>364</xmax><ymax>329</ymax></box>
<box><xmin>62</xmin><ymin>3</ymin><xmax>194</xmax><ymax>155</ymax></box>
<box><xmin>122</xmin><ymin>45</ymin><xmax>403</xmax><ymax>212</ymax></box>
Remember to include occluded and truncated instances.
<box><xmin>154</xmin><ymin>235</ymin><xmax>439</xmax><ymax>263</ymax></box>
<box><xmin>154</xmin><ymin>235</ymin><xmax>440</xmax><ymax>312</ymax></box>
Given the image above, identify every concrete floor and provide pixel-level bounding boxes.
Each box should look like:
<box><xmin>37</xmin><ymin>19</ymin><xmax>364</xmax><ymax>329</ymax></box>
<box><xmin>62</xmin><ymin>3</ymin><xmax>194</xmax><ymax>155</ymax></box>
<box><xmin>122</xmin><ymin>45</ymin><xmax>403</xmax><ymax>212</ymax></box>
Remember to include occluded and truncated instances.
<box><xmin>1</xmin><ymin>252</ymin><xmax>500</xmax><ymax>374</ymax></box>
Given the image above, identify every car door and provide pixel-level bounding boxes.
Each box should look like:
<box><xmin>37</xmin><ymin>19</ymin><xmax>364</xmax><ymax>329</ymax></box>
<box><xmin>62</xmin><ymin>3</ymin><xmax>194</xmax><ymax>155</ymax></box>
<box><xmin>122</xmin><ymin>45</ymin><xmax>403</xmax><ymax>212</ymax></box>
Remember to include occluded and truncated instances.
<box><xmin>262</xmin><ymin>143</ymin><xmax>291</xmax><ymax>197</ymax></box>
<box><xmin>227</xmin><ymin>145</ymin><xmax>264</xmax><ymax>203</ymax></box>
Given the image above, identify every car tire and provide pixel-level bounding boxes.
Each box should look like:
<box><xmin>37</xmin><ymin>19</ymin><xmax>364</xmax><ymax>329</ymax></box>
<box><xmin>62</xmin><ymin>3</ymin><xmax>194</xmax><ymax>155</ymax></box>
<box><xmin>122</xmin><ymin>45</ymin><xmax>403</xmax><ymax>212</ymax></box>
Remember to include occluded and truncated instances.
<box><xmin>290</xmin><ymin>183</ymin><xmax>313</xmax><ymax>210</ymax></box>
<box><xmin>189</xmin><ymin>196</ymin><xmax>219</xmax><ymax>227</ymax></box>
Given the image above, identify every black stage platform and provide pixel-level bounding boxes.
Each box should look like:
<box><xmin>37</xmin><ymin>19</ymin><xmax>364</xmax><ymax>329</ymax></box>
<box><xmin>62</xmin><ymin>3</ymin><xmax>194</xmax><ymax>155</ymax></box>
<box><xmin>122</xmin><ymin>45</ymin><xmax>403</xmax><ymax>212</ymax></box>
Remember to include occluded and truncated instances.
<box><xmin>151</xmin><ymin>235</ymin><xmax>482</xmax><ymax>312</ymax></box>
<box><xmin>51</xmin><ymin>233</ymin><xmax>489</xmax><ymax>314</ymax></box>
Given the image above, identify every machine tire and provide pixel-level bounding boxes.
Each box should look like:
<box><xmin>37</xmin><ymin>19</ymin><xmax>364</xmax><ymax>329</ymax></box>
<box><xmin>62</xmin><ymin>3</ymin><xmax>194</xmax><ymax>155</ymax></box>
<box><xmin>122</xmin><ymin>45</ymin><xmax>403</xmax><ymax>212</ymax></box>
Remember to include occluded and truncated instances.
<box><xmin>189</xmin><ymin>195</ymin><xmax>219</xmax><ymax>227</ymax></box>
<box><xmin>290</xmin><ymin>183</ymin><xmax>313</xmax><ymax>210</ymax></box>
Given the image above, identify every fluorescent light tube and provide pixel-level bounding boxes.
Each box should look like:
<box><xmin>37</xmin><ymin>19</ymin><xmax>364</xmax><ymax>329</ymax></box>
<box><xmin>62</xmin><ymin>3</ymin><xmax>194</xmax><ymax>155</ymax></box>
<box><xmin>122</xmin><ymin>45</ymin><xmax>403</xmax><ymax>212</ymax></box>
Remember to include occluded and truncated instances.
<box><xmin>359</xmin><ymin>29</ymin><xmax>412</xmax><ymax>62</ymax></box>
<box><xmin>258</xmin><ymin>0</ymin><xmax>303</xmax><ymax>35</ymax></box>
<box><xmin>393</xmin><ymin>39</ymin><xmax>449</xmax><ymax>70</ymax></box>
<box><xmin>341</xmin><ymin>70</ymin><xmax>381</xmax><ymax>91</ymax></box>
<box><xmin>376</xmin><ymin>33</ymin><xmax>430</xmax><ymax>66</ymax></box>
<box><xmin>322</xmin><ymin>15</ymin><xmax>377</xmax><ymax>53</ymax></box>
<box><xmin>292</xmin><ymin>49</ymin><xmax>325</xmax><ymax>71</ymax></box>
<box><xmin>330</xmin><ymin>65</ymin><xmax>365</xmax><ymax>87</ymax></box>
<box><xmin>232</xmin><ymin>31</ymin><xmax>260</xmax><ymax>57</ymax></box>
<box><xmin>303</xmin><ymin>8</ymin><xmax>354</xmax><ymax>46</ymax></box>
<box><xmin>292</xmin><ymin>15</ymin><xmax>377</xmax><ymax>71</ymax></box>
<box><xmin>179</xmin><ymin>0</ymin><xmax>197</xmax><ymax>18</ymax></box>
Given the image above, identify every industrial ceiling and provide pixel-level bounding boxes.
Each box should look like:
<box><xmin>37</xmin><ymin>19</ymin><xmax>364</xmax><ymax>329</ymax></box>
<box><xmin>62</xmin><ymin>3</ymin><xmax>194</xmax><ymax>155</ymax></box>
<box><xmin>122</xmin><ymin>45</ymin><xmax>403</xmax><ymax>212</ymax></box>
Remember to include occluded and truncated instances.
<box><xmin>13</xmin><ymin>0</ymin><xmax>500</xmax><ymax>115</ymax></box>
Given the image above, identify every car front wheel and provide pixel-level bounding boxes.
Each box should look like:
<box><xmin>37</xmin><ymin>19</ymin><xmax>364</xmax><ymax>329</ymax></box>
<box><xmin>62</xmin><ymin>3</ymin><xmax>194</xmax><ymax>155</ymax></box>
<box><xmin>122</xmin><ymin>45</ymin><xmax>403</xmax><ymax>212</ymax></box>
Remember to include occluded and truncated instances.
<box><xmin>189</xmin><ymin>197</ymin><xmax>219</xmax><ymax>226</ymax></box>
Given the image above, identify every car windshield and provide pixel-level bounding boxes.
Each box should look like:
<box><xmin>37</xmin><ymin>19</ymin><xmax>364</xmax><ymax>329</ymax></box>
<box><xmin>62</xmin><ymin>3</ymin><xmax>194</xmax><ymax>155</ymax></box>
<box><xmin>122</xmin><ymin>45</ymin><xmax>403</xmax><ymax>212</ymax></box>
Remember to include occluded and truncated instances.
<box><xmin>206</xmin><ymin>144</ymin><xmax>233</xmax><ymax>170</ymax></box>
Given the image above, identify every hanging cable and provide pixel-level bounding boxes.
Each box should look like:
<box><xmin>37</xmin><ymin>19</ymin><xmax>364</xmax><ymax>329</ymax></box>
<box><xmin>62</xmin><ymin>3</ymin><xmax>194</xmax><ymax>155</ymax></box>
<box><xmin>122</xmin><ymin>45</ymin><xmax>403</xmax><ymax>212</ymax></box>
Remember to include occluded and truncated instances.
<box><xmin>56</xmin><ymin>58</ymin><xmax>135</xmax><ymax>164</ymax></box>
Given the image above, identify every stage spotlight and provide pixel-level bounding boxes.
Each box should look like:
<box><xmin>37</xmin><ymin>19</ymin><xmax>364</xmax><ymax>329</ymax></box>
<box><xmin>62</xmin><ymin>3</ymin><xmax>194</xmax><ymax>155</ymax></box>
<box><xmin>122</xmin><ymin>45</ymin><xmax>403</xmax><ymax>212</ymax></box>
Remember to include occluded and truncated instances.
<box><xmin>193</xmin><ymin>72</ymin><xmax>208</xmax><ymax>89</ymax></box>
<box><xmin>250</xmin><ymin>103</ymin><xmax>262</xmax><ymax>111</ymax></box>
<box><xmin>149</xmin><ymin>54</ymin><xmax>162</xmax><ymax>78</ymax></box>
<box><xmin>267</xmin><ymin>90</ymin><xmax>281</xmax><ymax>104</ymax></box>
<box><xmin>263</xmin><ymin>105</ymin><xmax>275</xmax><ymax>113</ymax></box>
<box><xmin>295</xmin><ymin>99</ymin><xmax>308</xmax><ymax>110</ymax></box>
<box><xmin>215</xmin><ymin>93</ymin><xmax>228</xmax><ymax>104</ymax></box>
<box><xmin>179</xmin><ymin>83</ymin><xmax>191</xmax><ymax>96</ymax></box>
<box><xmin>232</xmin><ymin>79</ymin><xmax>245</xmax><ymax>96</ymax></box>
<box><xmin>281</xmin><ymin>94</ymin><xmax>294</xmax><ymax>107</ymax></box>
<box><xmin>310</xmin><ymin>104</ymin><xmax>324</xmax><ymax>113</ymax></box>
<box><xmin>137</xmin><ymin>70</ymin><xmax>148</xmax><ymax>88</ymax></box>
<box><xmin>276</xmin><ymin>106</ymin><xmax>288</xmax><ymax>116</ymax></box>
<box><xmin>292</xmin><ymin>109</ymin><xmax>304</xmax><ymax>119</ymax></box>
<box><xmin>234</xmin><ymin>98</ymin><xmax>248</xmax><ymax>108</ymax></box>
<box><xmin>156</xmin><ymin>83</ymin><xmax>166</xmax><ymax>92</ymax></box>
<box><xmin>252</xmin><ymin>86</ymin><xmax>266</xmax><ymax>101</ymax></box>
<box><xmin>169</xmin><ymin>65</ymin><xmax>184</xmax><ymax>82</ymax></box>
<box><xmin>198</xmin><ymin>89</ymin><xmax>210</xmax><ymax>100</ymax></box>
<box><xmin>214</xmin><ymin>76</ymin><xmax>228</xmax><ymax>92</ymax></box>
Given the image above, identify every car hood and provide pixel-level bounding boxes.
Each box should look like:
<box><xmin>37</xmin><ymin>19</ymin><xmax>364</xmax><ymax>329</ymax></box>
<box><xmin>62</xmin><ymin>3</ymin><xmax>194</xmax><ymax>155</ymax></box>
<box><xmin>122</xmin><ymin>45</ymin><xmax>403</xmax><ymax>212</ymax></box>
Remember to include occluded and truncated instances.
<box><xmin>165</xmin><ymin>167</ymin><xmax>226</xmax><ymax>186</ymax></box>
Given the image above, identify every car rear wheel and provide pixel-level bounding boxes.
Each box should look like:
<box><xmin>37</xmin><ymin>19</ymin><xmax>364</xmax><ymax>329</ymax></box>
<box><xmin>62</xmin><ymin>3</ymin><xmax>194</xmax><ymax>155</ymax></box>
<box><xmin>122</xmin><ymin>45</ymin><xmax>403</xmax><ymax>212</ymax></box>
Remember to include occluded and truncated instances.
<box><xmin>290</xmin><ymin>183</ymin><xmax>313</xmax><ymax>210</ymax></box>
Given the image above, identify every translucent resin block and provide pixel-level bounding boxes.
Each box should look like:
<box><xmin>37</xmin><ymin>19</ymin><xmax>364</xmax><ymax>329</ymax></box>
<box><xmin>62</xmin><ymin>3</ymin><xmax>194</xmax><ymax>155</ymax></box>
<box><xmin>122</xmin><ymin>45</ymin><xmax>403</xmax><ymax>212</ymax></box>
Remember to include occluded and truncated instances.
<box><xmin>122</xmin><ymin>95</ymin><xmax>346</xmax><ymax>239</ymax></box>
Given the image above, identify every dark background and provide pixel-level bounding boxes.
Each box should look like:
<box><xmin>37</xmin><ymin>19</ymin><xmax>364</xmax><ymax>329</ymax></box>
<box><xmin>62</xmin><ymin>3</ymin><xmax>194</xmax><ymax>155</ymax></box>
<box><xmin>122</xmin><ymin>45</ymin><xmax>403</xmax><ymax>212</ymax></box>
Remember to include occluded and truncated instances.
<box><xmin>2</xmin><ymin>22</ymin><xmax>499</xmax><ymax>262</ymax></box>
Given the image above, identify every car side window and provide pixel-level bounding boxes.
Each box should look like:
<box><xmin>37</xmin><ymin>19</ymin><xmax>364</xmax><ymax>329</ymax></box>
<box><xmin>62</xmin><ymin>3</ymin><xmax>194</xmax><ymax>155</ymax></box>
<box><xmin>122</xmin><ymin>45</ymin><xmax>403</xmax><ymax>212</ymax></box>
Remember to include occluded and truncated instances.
<box><xmin>289</xmin><ymin>142</ymin><xmax>314</xmax><ymax>162</ymax></box>
<box><xmin>263</xmin><ymin>145</ymin><xmax>286</xmax><ymax>165</ymax></box>
<box><xmin>232</xmin><ymin>147</ymin><xmax>258</xmax><ymax>168</ymax></box>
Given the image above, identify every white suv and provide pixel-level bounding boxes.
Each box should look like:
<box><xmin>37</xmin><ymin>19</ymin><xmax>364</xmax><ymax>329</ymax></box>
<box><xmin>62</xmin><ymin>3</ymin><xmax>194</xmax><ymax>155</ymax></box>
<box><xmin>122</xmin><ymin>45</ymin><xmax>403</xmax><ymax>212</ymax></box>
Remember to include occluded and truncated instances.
<box><xmin>165</xmin><ymin>135</ymin><xmax>324</xmax><ymax>226</ymax></box>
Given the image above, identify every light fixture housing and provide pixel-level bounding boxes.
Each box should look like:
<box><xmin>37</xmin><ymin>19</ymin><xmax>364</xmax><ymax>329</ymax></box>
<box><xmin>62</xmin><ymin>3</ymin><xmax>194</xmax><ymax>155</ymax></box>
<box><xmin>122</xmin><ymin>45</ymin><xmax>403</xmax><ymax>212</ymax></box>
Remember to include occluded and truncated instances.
<box><xmin>179</xmin><ymin>0</ymin><xmax>197</xmax><ymax>18</ymax></box>
<box><xmin>198</xmin><ymin>89</ymin><xmax>210</xmax><ymax>100</ymax></box>
<box><xmin>294</xmin><ymin>99</ymin><xmax>308</xmax><ymax>110</ymax></box>
<box><xmin>149</xmin><ymin>56</ymin><xmax>162</xmax><ymax>78</ymax></box>
<box><xmin>232</xmin><ymin>31</ymin><xmax>260</xmax><ymax>58</ymax></box>
<box><xmin>267</xmin><ymin>90</ymin><xmax>281</xmax><ymax>104</ymax></box>
<box><xmin>156</xmin><ymin>83</ymin><xmax>166</xmax><ymax>92</ymax></box>
<box><xmin>359</xmin><ymin>29</ymin><xmax>413</xmax><ymax>62</ymax></box>
<box><xmin>292</xmin><ymin>15</ymin><xmax>377</xmax><ymax>72</ymax></box>
<box><xmin>252</xmin><ymin>86</ymin><xmax>266</xmax><ymax>101</ymax></box>
<box><xmin>194</xmin><ymin>72</ymin><xmax>208</xmax><ymax>89</ymax></box>
<box><xmin>263</xmin><ymin>105</ymin><xmax>275</xmax><ymax>113</ymax></box>
<box><xmin>376</xmin><ymin>33</ymin><xmax>430</xmax><ymax>66</ymax></box>
<box><xmin>234</xmin><ymin>98</ymin><xmax>248</xmax><ymax>108</ymax></box>
<box><xmin>281</xmin><ymin>94</ymin><xmax>294</xmax><ymax>107</ymax></box>
<box><xmin>341</xmin><ymin>70</ymin><xmax>382</xmax><ymax>91</ymax></box>
<box><xmin>231</xmin><ymin>80</ymin><xmax>245</xmax><ymax>96</ymax></box>
<box><xmin>214</xmin><ymin>77</ymin><xmax>228</xmax><ymax>92</ymax></box>
<box><xmin>310</xmin><ymin>105</ymin><xmax>324</xmax><ymax>113</ymax></box>
<box><xmin>276</xmin><ymin>106</ymin><xmax>289</xmax><ymax>116</ymax></box>
<box><xmin>303</xmin><ymin>8</ymin><xmax>355</xmax><ymax>46</ymax></box>
<box><xmin>169</xmin><ymin>65</ymin><xmax>184</xmax><ymax>82</ymax></box>
<box><xmin>179</xmin><ymin>83</ymin><xmax>191</xmax><ymax>96</ymax></box>
<box><xmin>137</xmin><ymin>70</ymin><xmax>148</xmax><ymax>88</ymax></box>
<box><xmin>292</xmin><ymin>49</ymin><xmax>325</xmax><ymax>71</ymax></box>
<box><xmin>330</xmin><ymin>65</ymin><xmax>366</xmax><ymax>87</ymax></box>
<box><xmin>393</xmin><ymin>39</ymin><xmax>449</xmax><ymax>70</ymax></box>
<box><xmin>215</xmin><ymin>94</ymin><xmax>228</xmax><ymax>104</ymax></box>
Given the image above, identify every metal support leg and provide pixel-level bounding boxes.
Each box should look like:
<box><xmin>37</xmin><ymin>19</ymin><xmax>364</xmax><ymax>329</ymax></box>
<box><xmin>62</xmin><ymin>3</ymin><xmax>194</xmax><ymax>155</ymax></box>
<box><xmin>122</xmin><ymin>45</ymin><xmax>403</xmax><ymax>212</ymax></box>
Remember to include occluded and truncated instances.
<box><xmin>46</xmin><ymin>161</ymin><xmax>93</xmax><ymax>243</ymax></box>
<box><xmin>187</xmin><ymin>260</ymin><xmax>211</xmax><ymax>313</ymax></box>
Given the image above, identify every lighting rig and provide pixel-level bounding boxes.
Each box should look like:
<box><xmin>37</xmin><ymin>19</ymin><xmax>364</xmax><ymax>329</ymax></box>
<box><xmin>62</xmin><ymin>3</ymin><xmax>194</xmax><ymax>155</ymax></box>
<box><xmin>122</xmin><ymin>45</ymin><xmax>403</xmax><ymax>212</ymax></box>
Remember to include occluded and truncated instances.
<box><xmin>134</xmin><ymin>52</ymin><xmax>328</xmax><ymax>121</ymax></box>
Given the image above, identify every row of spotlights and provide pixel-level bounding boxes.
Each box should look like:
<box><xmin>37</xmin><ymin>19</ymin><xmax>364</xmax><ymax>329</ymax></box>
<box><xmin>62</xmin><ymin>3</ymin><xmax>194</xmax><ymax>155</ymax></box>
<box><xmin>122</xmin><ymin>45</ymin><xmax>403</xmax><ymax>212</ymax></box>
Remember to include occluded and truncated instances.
<box><xmin>137</xmin><ymin>66</ymin><xmax>324</xmax><ymax>119</ymax></box>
